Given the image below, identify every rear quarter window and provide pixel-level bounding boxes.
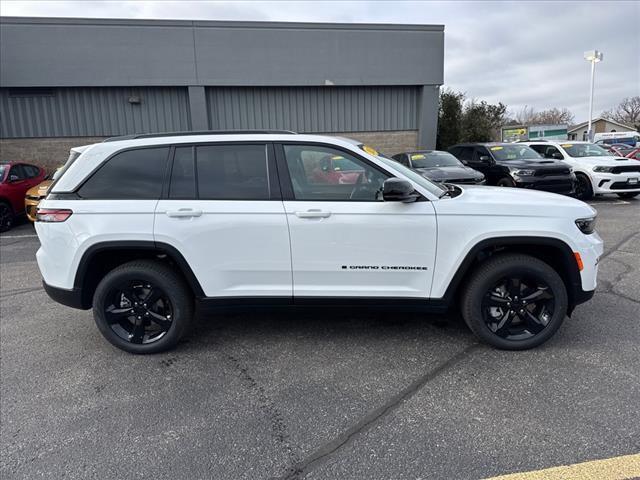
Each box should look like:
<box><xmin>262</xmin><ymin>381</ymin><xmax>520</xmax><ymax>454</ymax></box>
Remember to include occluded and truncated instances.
<box><xmin>78</xmin><ymin>147</ymin><xmax>169</xmax><ymax>199</ymax></box>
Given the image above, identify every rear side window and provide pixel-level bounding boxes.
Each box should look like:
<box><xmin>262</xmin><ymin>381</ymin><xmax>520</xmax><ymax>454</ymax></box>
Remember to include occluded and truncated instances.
<box><xmin>196</xmin><ymin>144</ymin><xmax>269</xmax><ymax>200</ymax></box>
<box><xmin>78</xmin><ymin>147</ymin><xmax>169</xmax><ymax>199</ymax></box>
<box><xmin>22</xmin><ymin>165</ymin><xmax>40</xmax><ymax>178</ymax></box>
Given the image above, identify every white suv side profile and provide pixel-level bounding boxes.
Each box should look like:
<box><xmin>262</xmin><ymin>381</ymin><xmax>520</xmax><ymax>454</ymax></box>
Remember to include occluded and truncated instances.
<box><xmin>525</xmin><ymin>141</ymin><xmax>640</xmax><ymax>200</ymax></box>
<box><xmin>36</xmin><ymin>131</ymin><xmax>603</xmax><ymax>353</ymax></box>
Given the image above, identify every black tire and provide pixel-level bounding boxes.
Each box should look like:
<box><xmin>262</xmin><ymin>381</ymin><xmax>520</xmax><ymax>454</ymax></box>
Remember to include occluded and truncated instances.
<box><xmin>461</xmin><ymin>253</ymin><xmax>568</xmax><ymax>350</ymax></box>
<box><xmin>574</xmin><ymin>173</ymin><xmax>594</xmax><ymax>200</ymax></box>
<box><xmin>617</xmin><ymin>192</ymin><xmax>639</xmax><ymax>199</ymax></box>
<box><xmin>496</xmin><ymin>177</ymin><xmax>515</xmax><ymax>187</ymax></box>
<box><xmin>0</xmin><ymin>201</ymin><xmax>14</xmax><ymax>233</ymax></box>
<box><xmin>92</xmin><ymin>260</ymin><xmax>193</xmax><ymax>354</ymax></box>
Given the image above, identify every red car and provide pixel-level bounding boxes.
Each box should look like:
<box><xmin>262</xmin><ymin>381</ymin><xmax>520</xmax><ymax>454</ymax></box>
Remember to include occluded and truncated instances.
<box><xmin>625</xmin><ymin>148</ymin><xmax>640</xmax><ymax>161</ymax></box>
<box><xmin>0</xmin><ymin>161</ymin><xmax>46</xmax><ymax>232</ymax></box>
<box><xmin>308</xmin><ymin>154</ymin><xmax>365</xmax><ymax>184</ymax></box>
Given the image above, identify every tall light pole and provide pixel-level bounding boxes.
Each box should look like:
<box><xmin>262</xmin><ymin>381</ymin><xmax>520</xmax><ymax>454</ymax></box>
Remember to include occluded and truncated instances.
<box><xmin>584</xmin><ymin>50</ymin><xmax>603</xmax><ymax>141</ymax></box>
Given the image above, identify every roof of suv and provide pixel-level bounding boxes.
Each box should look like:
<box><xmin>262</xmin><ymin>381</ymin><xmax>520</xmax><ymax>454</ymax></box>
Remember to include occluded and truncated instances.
<box><xmin>102</xmin><ymin>129</ymin><xmax>297</xmax><ymax>142</ymax></box>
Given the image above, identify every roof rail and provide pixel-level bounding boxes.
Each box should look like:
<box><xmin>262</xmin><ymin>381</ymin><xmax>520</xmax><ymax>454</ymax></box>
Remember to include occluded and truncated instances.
<box><xmin>103</xmin><ymin>129</ymin><xmax>297</xmax><ymax>142</ymax></box>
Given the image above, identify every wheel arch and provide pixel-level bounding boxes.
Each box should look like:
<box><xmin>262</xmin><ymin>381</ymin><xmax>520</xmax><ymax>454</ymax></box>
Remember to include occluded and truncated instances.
<box><xmin>442</xmin><ymin>236</ymin><xmax>583</xmax><ymax>313</ymax></box>
<box><xmin>74</xmin><ymin>241</ymin><xmax>204</xmax><ymax>309</ymax></box>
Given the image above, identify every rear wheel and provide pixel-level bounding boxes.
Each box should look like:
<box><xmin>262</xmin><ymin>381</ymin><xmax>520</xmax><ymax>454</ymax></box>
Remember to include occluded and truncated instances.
<box><xmin>617</xmin><ymin>192</ymin><xmax>639</xmax><ymax>199</ymax></box>
<box><xmin>461</xmin><ymin>254</ymin><xmax>568</xmax><ymax>350</ymax></box>
<box><xmin>92</xmin><ymin>260</ymin><xmax>193</xmax><ymax>354</ymax></box>
<box><xmin>0</xmin><ymin>201</ymin><xmax>14</xmax><ymax>233</ymax></box>
<box><xmin>574</xmin><ymin>173</ymin><xmax>594</xmax><ymax>200</ymax></box>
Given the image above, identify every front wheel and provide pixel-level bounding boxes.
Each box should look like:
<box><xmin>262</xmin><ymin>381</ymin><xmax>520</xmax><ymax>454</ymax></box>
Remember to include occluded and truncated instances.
<box><xmin>496</xmin><ymin>177</ymin><xmax>516</xmax><ymax>187</ymax></box>
<box><xmin>0</xmin><ymin>201</ymin><xmax>14</xmax><ymax>233</ymax></box>
<box><xmin>617</xmin><ymin>192</ymin><xmax>639</xmax><ymax>199</ymax></box>
<box><xmin>92</xmin><ymin>260</ymin><xmax>193</xmax><ymax>354</ymax></box>
<box><xmin>461</xmin><ymin>254</ymin><xmax>568</xmax><ymax>350</ymax></box>
<box><xmin>574</xmin><ymin>173</ymin><xmax>594</xmax><ymax>200</ymax></box>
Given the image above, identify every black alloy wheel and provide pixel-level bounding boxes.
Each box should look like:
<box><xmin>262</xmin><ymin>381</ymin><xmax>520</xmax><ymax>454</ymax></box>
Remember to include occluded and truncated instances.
<box><xmin>0</xmin><ymin>202</ymin><xmax>14</xmax><ymax>232</ymax></box>
<box><xmin>461</xmin><ymin>253</ymin><xmax>568</xmax><ymax>350</ymax></box>
<box><xmin>496</xmin><ymin>177</ymin><xmax>515</xmax><ymax>187</ymax></box>
<box><xmin>104</xmin><ymin>281</ymin><xmax>173</xmax><ymax>345</ymax></box>
<box><xmin>574</xmin><ymin>173</ymin><xmax>593</xmax><ymax>200</ymax></box>
<box><xmin>481</xmin><ymin>276</ymin><xmax>554</xmax><ymax>341</ymax></box>
<box><xmin>93</xmin><ymin>260</ymin><xmax>193</xmax><ymax>354</ymax></box>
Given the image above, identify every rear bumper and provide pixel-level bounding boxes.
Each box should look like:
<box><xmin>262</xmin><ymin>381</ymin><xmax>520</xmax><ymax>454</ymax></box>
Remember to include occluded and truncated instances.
<box><xmin>42</xmin><ymin>280</ymin><xmax>88</xmax><ymax>310</ymax></box>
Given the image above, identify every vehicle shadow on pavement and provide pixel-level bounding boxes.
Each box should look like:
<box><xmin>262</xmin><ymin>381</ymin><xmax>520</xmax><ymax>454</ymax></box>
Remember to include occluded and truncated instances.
<box><xmin>184</xmin><ymin>308</ymin><xmax>472</xmax><ymax>351</ymax></box>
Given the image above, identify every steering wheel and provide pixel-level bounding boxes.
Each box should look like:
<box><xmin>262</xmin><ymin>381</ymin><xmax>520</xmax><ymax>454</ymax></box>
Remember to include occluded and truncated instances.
<box><xmin>349</xmin><ymin>172</ymin><xmax>370</xmax><ymax>200</ymax></box>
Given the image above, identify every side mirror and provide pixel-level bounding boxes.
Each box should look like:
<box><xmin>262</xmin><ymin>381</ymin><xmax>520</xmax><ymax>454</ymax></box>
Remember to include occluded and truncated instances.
<box><xmin>478</xmin><ymin>155</ymin><xmax>492</xmax><ymax>165</ymax></box>
<box><xmin>382</xmin><ymin>178</ymin><xmax>420</xmax><ymax>203</ymax></box>
<box><xmin>551</xmin><ymin>152</ymin><xmax>563</xmax><ymax>160</ymax></box>
<box><xmin>9</xmin><ymin>175</ymin><xmax>19</xmax><ymax>182</ymax></box>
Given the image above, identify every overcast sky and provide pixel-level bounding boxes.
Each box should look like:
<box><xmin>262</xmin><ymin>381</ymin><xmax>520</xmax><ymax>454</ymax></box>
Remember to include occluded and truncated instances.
<box><xmin>1</xmin><ymin>0</ymin><xmax>638</xmax><ymax>122</ymax></box>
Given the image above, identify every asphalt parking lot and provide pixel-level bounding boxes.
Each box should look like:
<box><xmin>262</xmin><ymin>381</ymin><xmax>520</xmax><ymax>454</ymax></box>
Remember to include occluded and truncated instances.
<box><xmin>1</xmin><ymin>198</ymin><xmax>639</xmax><ymax>480</ymax></box>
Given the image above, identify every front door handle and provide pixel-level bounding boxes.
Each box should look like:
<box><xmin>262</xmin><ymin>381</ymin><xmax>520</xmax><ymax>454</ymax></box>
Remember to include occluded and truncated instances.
<box><xmin>166</xmin><ymin>208</ymin><xmax>203</xmax><ymax>218</ymax></box>
<box><xmin>295</xmin><ymin>209</ymin><xmax>331</xmax><ymax>219</ymax></box>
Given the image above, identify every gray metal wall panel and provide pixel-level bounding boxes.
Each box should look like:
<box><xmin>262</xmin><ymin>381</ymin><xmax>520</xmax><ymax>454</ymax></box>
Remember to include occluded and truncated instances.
<box><xmin>1</xmin><ymin>17</ymin><xmax>444</xmax><ymax>88</ymax></box>
<box><xmin>0</xmin><ymin>87</ymin><xmax>190</xmax><ymax>138</ymax></box>
<box><xmin>206</xmin><ymin>86</ymin><xmax>418</xmax><ymax>133</ymax></box>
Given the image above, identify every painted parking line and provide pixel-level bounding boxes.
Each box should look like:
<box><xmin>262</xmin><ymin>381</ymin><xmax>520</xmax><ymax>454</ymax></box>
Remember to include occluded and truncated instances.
<box><xmin>485</xmin><ymin>452</ymin><xmax>640</xmax><ymax>480</ymax></box>
<box><xmin>588</xmin><ymin>201</ymin><xmax>630</xmax><ymax>206</ymax></box>
<box><xmin>0</xmin><ymin>234</ymin><xmax>38</xmax><ymax>239</ymax></box>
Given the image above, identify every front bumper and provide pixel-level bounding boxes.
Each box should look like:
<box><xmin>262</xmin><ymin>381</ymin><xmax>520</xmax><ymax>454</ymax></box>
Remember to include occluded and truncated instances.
<box><xmin>513</xmin><ymin>175</ymin><xmax>575</xmax><ymax>194</ymax></box>
<box><xmin>591</xmin><ymin>172</ymin><xmax>640</xmax><ymax>194</ymax></box>
<box><xmin>24</xmin><ymin>196</ymin><xmax>43</xmax><ymax>222</ymax></box>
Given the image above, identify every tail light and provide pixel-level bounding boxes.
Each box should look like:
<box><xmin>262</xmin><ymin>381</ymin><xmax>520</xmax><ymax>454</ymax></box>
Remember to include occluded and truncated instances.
<box><xmin>36</xmin><ymin>208</ymin><xmax>73</xmax><ymax>222</ymax></box>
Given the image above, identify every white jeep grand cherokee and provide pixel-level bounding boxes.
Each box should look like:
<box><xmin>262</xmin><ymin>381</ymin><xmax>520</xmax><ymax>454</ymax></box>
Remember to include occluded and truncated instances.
<box><xmin>35</xmin><ymin>131</ymin><xmax>603</xmax><ymax>353</ymax></box>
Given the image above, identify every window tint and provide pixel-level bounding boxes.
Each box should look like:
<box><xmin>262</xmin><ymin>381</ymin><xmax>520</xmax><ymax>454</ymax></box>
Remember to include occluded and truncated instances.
<box><xmin>78</xmin><ymin>147</ymin><xmax>169</xmax><ymax>199</ymax></box>
<box><xmin>196</xmin><ymin>144</ymin><xmax>269</xmax><ymax>200</ymax></box>
<box><xmin>456</xmin><ymin>147</ymin><xmax>475</xmax><ymax>161</ymax></box>
<box><xmin>169</xmin><ymin>147</ymin><xmax>196</xmax><ymax>199</ymax></box>
<box><xmin>23</xmin><ymin>165</ymin><xmax>40</xmax><ymax>178</ymax></box>
<box><xmin>9</xmin><ymin>165</ymin><xmax>26</xmax><ymax>180</ymax></box>
<box><xmin>283</xmin><ymin>144</ymin><xmax>388</xmax><ymax>201</ymax></box>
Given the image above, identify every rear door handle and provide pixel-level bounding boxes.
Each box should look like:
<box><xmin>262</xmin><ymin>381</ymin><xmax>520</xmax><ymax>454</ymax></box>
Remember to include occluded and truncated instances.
<box><xmin>166</xmin><ymin>208</ymin><xmax>203</xmax><ymax>218</ymax></box>
<box><xmin>294</xmin><ymin>209</ymin><xmax>331</xmax><ymax>219</ymax></box>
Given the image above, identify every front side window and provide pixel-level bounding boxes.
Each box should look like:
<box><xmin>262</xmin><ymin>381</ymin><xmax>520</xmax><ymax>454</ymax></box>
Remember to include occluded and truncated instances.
<box><xmin>283</xmin><ymin>145</ymin><xmax>388</xmax><ymax>201</ymax></box>
<box><xmin>78</xmin><ymin>147</ymin><xmax>169</xmax><ymax>199</ymax></box>
<box><xmin>9</xmin><ymin>165</ymin><xmax>26</xmax><ymax>181</ymax></box>
<box><xmin>488</xmin><ymin>145</ymin><xmax>541</xmax><ymax>161</ymax></box>
<box><xmin>196</xmin><ymin>144</ymin><xmax>269</xmax><ymax>200</ymax></box>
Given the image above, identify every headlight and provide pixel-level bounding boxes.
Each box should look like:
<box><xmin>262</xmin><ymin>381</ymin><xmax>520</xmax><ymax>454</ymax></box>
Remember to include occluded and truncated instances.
<box><xmin>593</xmin><ymin>166</ymin><xmax>613</xmax><ymax>173</ymax></box>
<box><xmin>575</xmin><ymin>217</ymin><xmax>596</xmax><ymax>234</ymax></box>
<box><xmin>510</xmin><ymin>168</ymin><xmax>536</xmax><ymax>177</ymax></box>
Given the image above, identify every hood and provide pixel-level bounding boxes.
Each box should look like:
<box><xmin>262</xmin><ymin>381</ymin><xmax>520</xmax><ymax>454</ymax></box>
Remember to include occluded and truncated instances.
<box><xmin>26</xmin><ymin>180</ymin><xmax>53</xmax><ymax>198</ymax></box>
<box><xmin>567</xmin><ymin>156</ymin><xmax>639</xmax><ymax>166</ymax></box>
<box><xmin>500</xmin><ymin>159</ymin><xmax>567</xmax><ymax>169</ymax></box>
<box><xmin>434</xmin><ymin>184</ymin><xmax>596</xmax><ymax>221</ymax></box>
<box><xmin>415</xmin><ymin>166</ymin><xmax>484</xmax><ymax>181</ymax></box>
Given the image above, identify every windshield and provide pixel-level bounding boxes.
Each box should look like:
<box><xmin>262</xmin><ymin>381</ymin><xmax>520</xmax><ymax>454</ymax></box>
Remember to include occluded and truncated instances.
<box><xmin>0</xmin><ymin>165</ymin><xmax>6</xmax><ymax>180</ymax></box>
<box><xmin>410</xmin><ymin>151</ymin><xmax>461</xmax><ymax>168</ymax></box>
<box><xmin>489</xmin><ymin>145</ymin><xmax>541</xmax><ymax>161</ymax></box>
<box><xmin>560</xmin><ymin>143</ymin><xmax>611</xmax><ymax>157</ymax></box>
